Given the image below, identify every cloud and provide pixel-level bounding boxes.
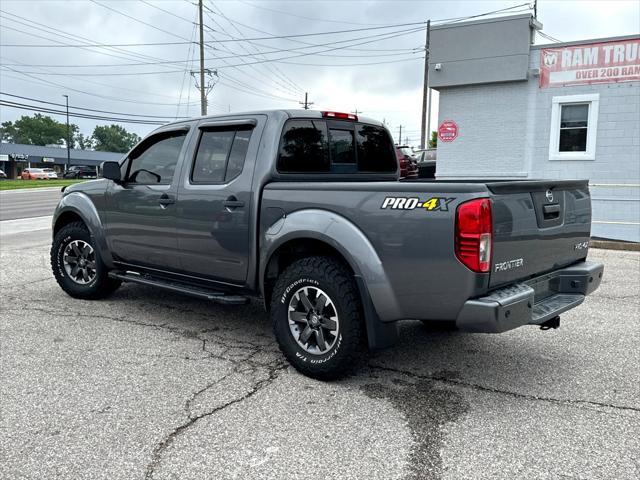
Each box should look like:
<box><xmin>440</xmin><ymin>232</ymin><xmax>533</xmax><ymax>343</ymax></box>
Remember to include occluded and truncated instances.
<box><xmin>1</xmin><ymin>0</ymin><xmax>638</xmax><ymax>145</ymax></box>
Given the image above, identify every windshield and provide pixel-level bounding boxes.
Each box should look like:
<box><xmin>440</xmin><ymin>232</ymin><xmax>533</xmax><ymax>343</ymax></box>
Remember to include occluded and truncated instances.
<box><xmin>30</xmin><ymin>168</ymin><xmax>44</xmax><ymax>172</ymax></box>
<box><xmin>399</xmin><ymin>147</ymin><xmax>414</xmax><ymax>157</ymax></box>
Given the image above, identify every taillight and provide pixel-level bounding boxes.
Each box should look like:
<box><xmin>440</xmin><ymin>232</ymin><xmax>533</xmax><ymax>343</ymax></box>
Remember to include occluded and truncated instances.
<box><xmin>455</xmin><ymin>198</ymin><xmax>492</xmax><ymax>273</ymax></box>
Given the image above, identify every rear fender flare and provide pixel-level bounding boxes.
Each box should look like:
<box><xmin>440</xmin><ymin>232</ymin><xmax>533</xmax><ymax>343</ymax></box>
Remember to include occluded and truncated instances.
<box><xmin>260</xmin><ymin>208</ymin><xmax>402</xmax><ymax>323</ymax></box>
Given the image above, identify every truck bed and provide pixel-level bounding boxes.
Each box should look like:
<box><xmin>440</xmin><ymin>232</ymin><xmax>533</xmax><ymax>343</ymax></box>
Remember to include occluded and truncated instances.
<box><xmin>261</xmin><ymin>179</ymin><xmax>592</xmax><ymax>323</ymax></box>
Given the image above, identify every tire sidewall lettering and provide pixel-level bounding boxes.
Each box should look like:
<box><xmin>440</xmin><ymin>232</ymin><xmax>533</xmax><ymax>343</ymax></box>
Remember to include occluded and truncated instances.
<box><xmin>278</xmin><ymin>276</ymin><xmax>342</xmax><ymax>365</ymax></box>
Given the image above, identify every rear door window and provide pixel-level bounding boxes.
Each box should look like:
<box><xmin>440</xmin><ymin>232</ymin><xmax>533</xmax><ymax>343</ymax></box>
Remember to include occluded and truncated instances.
<box><xmin>191</xmin><ymin>128</ymin><xmax>253</xmax><ymax>183</ymax></box>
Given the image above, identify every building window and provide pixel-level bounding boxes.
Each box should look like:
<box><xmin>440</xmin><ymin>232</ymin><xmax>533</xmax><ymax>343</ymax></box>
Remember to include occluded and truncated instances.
<box><xmin>549</xmin><ymin>94</ymin><xmax>599</xmax><ymax>161</ymax></box>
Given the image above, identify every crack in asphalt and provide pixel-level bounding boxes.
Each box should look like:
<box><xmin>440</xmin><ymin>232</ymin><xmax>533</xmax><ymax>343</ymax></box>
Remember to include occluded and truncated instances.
<box><xmin>4</xmin><ymin>302</ymin><xmax>287</xmax><ymax>480</ymax></box>
<box><xmin>369</xmin><ymin>363</ymin><xmax>640</xmax><ymax>415</ymax></box>
<box><xmin>144</xmin><ymin>361</ymin><xmax>288</xmax><ymax>480</ymax></box>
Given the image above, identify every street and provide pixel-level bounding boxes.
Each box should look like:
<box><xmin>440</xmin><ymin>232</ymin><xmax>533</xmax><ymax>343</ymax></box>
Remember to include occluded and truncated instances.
<box><xmin>0</xmin><ymin>220</ymin><xmax>638</xmax><ymax>480</ymax></box>
<box><xmin>0</xmin><ymin>187</ymin><xmax>62</xmax><ymax>221</ymax></box>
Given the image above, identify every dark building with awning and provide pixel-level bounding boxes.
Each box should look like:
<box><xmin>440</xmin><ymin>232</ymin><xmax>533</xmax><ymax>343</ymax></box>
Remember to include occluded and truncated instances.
<box><xmin>0</xmin><ymin>143</ymin><xmax>123</xmax><ymax>179</ymax></box>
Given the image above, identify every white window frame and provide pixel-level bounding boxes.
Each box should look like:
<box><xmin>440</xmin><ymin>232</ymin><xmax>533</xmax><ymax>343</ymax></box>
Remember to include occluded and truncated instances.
<box><xmin>548</xmin><ymin>93</ymin><xmax>599</xmax><ymax>161</ymax></box>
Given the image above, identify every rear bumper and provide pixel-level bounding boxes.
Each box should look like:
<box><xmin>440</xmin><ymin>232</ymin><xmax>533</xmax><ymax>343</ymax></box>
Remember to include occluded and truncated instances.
<box><xmin>455</xmin><ymin>260</ymin><xmax>604</xmax><ymax>333</ymax></box>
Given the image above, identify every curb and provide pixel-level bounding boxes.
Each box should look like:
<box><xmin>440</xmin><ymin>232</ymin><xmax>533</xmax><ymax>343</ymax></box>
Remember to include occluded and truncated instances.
<box><xmin>590</xmin><ymin>239</ymin><xmax>640</xmax><ymax>252</ymax></box>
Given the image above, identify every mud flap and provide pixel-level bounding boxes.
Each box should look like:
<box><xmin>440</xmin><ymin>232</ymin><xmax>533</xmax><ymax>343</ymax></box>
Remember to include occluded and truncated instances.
<box><xmin>355</xmin><ymin>275</ymin><xmax>398</xmax><ymax>350</ymax></box>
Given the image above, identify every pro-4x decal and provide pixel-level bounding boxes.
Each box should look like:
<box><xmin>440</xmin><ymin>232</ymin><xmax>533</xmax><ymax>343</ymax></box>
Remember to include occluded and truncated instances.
<box><xmin>381</xmin><ymin>196</ymin><xmax>455</xmax><ymax>211</ymax></box>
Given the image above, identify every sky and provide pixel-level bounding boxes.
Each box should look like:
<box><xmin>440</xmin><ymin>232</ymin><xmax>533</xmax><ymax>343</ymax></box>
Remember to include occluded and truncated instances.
<box><xmin>0</xmin><ymin>0</ymin><xmax>639</xmax><ymax>147</ymax></box>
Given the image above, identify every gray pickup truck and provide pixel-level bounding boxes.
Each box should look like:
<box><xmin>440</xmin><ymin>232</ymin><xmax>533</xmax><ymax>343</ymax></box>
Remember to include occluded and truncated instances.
<box><xmin>51</xmin><ymin>110</ymin><xmax>604</xmax><ymax>379</ymax></box>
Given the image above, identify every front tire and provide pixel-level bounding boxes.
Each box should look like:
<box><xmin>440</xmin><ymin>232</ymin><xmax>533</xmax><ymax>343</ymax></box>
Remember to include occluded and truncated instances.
<box><xmin>51</xmin><ymin>221</ymin><xmax>121</xmax><ymax>299</ymax></box>
<box><xmin>270</xmin><ymin>256</ymin><xmax>365</xmax><ymax>380</ymax></box>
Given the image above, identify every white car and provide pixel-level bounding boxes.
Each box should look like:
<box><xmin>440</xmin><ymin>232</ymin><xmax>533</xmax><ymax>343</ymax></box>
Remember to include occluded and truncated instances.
<box><xmin>42</xmin><ymin>168</ymin><xmax>58</xmax><ymax>179</ymax></box>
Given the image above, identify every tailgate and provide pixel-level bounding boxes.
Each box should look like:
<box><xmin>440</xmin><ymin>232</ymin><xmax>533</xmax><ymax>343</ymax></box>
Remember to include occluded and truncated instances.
<box><xmin>487</xmin><ymin>180</ymin><xmax>592</xmax><ymax>288</ymax></box>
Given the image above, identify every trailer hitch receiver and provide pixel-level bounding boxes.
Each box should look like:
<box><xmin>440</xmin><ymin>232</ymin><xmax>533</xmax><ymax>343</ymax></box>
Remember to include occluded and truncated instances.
<box><xmin>539</xmin><ymin>316</ymin><xmax>560</xmax><ymax>330</ymax></box>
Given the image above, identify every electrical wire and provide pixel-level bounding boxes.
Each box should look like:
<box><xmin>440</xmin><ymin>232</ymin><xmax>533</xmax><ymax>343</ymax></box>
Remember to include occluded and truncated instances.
<box><xmin>0</xmin><ymin>92</ymin><xmax>188</xmax><ymax>119</ymax></box>
<box><xmin>6</xmin><ymin>25</ymin><xmax>426</xmax><ymax>76</ymax></box>
<box><xmin>0</xmin><ymin>100</ymin><xmax>168</xmax><ymax>125</ymax></box>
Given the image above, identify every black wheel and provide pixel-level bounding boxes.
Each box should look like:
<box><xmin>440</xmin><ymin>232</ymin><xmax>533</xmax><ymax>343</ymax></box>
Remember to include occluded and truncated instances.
<box><xmin>270</xmin><ymin>256</ymin><xmax>365</xmax><ymax>380</ymax></box>
<box><xmin>51</xmin><ymin>221</ymin><xmax>121</xmax><ymax>299</ymax></box>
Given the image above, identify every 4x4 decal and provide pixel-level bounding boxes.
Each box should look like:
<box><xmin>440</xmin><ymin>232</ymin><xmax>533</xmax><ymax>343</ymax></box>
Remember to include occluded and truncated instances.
<box><xmin>381</xmin><ymin>196</ymin><xmax>455</xmax><ymax>211</ymax></box>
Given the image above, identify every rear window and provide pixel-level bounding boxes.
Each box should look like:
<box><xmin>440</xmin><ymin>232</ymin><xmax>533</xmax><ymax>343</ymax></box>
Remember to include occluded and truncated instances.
<box><xmin>277</xmin><ymin>119</ymin><xmax>395</xmax><ymax>174</ymax></box>
<box><xmin>277</xmin><ymin>120</ymin><xmax>329</xmax><ymax>173</ymax></box>
<box><xmin>356</xmin><ymin>124</ymin><xmax>396</xmax><ymax>173</ymax></box>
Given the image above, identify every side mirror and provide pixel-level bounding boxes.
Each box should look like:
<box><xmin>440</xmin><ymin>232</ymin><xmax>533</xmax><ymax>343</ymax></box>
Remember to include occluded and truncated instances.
<box><xmin>101</xmin><ymin>161</ymin><xmax>121</xmax><ymax>182</ymax></box>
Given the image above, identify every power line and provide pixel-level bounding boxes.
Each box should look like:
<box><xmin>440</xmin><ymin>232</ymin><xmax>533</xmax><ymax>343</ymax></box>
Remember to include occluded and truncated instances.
<box><xmin>0</xmin><ymin>100</ymin><xmax>168</xmax><ymax>125</ymax></box>
<box><xmin>5</xmin><ymin>25</ymin><xmax>426</xmax><ymax>76</ymax></box>
<box><xmin>207</xmin><ymin>1</ymin><xmax>304</xmax><ymax>95</ymax></box>
<box><xmin>8</xmin><ymin>29</ymin><xmax>424</xmax><ymax>69</ymax></box>
<box><xmin>538</xmin><ymin>31</ymin><xmax>563</xmax><ymax>43</ymax></box>
<box><xmin>138</xmin><ymin>0</ymin><xmax>195</xmax><ymax>25</ymax></box>
<box><xmin>201</xmin><ymin>8</ymin><xmax>302</xmax><ymax>98</ymax></box>
<box><xmin>237</xmin><ymin>0</ymin><xmax>391</xmax><ymax>27</ymax></box>
<box><xmin>89</xmin><ymin>0</ymin><xmax>192</xmax><ymax>41</ymax></box>
<box><xmin>0</xmin><ymin>92</ymin><xmax>188</xmax><ymax>119</ymax></box>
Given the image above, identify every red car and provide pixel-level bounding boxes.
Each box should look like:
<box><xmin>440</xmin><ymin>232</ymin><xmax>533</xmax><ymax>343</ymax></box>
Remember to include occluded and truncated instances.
<box><xmin>395</xmin><ymin>146</ymin><xmax>418</xmax><ymax>179</ymax></box>
<box><xmin>21</xmin><ymin>168</ymin><xmax>48</xmax><ymax>180</ymax></box>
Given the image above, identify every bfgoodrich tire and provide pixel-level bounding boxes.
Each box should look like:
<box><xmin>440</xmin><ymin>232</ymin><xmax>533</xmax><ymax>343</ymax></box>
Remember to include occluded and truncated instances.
<box><xmin>270</xmin><ymin>256</ymin><xmax>366</xmax><ymax>380</ymax></box>
<box><xmin>51</xmin><ymin>221</ymin><xmax>121</xmax><ymax>299</ymax></box>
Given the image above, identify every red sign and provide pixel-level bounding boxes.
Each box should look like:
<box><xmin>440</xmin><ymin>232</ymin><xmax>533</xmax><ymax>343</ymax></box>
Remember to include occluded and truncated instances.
<box><xmin>438</xmin><ymin>120</ymin><xmax>458</xmax><ymax>142</ymax></box>
<box><xmin>540</xmin><ymin>38</ymin><xmax>640</xmax><ymax>88</ymax></box>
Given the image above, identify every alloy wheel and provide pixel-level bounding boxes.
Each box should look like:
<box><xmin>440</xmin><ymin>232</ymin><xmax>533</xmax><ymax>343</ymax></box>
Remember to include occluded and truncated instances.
<box><xmin>63</xmin><ymin>240</ymin><xmax>97</xmax><ymax>285</ymax></box>
<box><xmin>288</xmin><ymin>286</ymin><xmax>339</xmax><ymax>355</ymax></box>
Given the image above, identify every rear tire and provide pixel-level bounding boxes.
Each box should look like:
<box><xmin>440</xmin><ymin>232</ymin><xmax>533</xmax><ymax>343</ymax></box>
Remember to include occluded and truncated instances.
<box><xmin>51</xmin><ymin>221</ymin><xmax>121</xmax><ymax>299</ymax></box>
<box><xmin>270</xmin><ymin>256</ymin><xmax>366</xmax><ymax>380</ymax></box>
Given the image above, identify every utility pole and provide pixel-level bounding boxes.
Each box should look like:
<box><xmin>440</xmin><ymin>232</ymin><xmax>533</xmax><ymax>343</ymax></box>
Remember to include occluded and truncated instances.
<box><xmin>299</xmin><ymin>92</ymin><xmax>313</xmax><ymax>110</ymax></box>
<box><xmin>351</xmin><ymin>108</ymin><xmax>362</xmax><ymax>115</ymax></box>
<box><xmin>420</xmin><ymin>19</ymin><xmax>431</xmax><ymax>150</ymax></box>
<box><xmin>63</xmin><ymin>94</ymin><xmax>70</xmax><ymax>172</ymax></box>
<box><xmin>398</xmin><ymin>125</ymin><xmax>403</xmax><ymax>145</ymax></box>
<box><xmin>534</xmin><ymin>0</ymin><xmax>538</xmax><ymax>18</ymax></box>
<box><xmin>198</xmin><ymin>0</ymin><xmax>206</xmax><ymax>115</ymax></box>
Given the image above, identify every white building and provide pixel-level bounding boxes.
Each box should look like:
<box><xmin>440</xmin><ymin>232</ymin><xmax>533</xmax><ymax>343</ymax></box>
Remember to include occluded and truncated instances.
<box><xmin>429</xmin><ymin>14</ymin><xmax>639</xmax><ymax>242</ymax></box>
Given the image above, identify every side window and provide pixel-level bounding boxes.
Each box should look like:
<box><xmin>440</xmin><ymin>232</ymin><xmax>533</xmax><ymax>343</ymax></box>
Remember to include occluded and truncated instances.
<box><xmin>549</xmin><ymin>94</ymin><xmax>599</xmax><ymax>161</ymax></box>
<box><xmin>277</xmin><ymin>120</ymin><xmax>329</xmax><ymax>173</ymax></box>
<box><xmin>329</xmin><ymin>129</ymin><xmax>355</xmax><ymax>164</ymax></box>
<box><xmin>191</xmin><ymin>128</ymin><xmax>253</xmax><ymax>183</ymax></box>
<box><xmin>225</xmin><ymin>129</ymin><xmax>251</xmax><ymax>180</ymax></box>
<box><xmin>356</xmin><ymin>124</ymin><xmax>396</xmax><ymax>173</ymax></box>
<box><xmin>126</xmin><ymin>131</ymin><xmax>187</xmax><ymax>184</ymax></box>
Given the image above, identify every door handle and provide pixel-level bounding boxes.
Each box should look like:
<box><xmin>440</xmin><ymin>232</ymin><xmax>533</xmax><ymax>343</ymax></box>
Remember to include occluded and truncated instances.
<box><xmin>543</xmin><ymin>204</ymin><xmax>560</xmax><ymax>219</ymax></box>
<box><xmin>158</xmin><ymin>193</ymin><xmax>175</xmax><ymax>207</ymax></box>
<box><xmin>223</xmin><ymin>196</ymin><xmax>245</xmax><ymax>210</ymax></box>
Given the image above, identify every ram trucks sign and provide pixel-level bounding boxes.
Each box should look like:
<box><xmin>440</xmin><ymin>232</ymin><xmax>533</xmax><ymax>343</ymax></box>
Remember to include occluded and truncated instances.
<box><xmin>540</xmin><ymin>38</ymin><xmax>640</xmax><ymax>88</ymax></box>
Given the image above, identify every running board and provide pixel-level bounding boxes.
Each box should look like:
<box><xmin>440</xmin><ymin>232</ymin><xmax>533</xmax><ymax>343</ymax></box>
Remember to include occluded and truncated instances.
<box><xmin>108</xmin><ymin>271</ymin><xmax>249</xmax><ymax>305</ymax></box>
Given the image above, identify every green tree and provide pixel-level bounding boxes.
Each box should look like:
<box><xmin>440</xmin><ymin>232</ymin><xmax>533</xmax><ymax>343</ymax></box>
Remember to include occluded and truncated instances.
<box><xmin>0</xmin><ymin>114</ymin><xmax>78</xmax><ymax>146</ymax></box>
<box><xmin>428</xmin><ymin>130</ymin><xmax>437</xmax><ymax>149</ymax></box>
<box><xmin>92</xmin><ymin>124</ymin><xmax>140</xmax><ymax>153</ymax></box>
<box><xmin>74</xmin><ymin>133</ymin><xmax>94</xmax><ymax>150</ymax></box>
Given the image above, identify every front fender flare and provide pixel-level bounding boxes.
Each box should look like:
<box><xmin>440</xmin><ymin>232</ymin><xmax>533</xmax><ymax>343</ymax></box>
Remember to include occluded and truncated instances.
<box><xmin>53</xmin><ymin>192</ymin><xmax>114</xmax><ymax>268</ymax></box>
<box><xmin>260</xmin><ymin>208</ymin><xmax>403</xmax><ymax>324</ymax></box>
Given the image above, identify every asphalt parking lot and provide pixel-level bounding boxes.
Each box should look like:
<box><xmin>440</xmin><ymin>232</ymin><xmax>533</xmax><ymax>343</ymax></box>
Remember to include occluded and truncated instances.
<box><xmin>1</xmin><ymin>222</ymin><xmax>638</xmax><ymax>480</ymax></box>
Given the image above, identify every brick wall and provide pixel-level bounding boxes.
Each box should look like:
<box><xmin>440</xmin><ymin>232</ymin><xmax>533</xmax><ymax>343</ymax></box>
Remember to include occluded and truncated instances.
<box><xmin>435</xmin><ymin>50</ymin><xmax>640</xmax><ymax>242</ymax></box>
